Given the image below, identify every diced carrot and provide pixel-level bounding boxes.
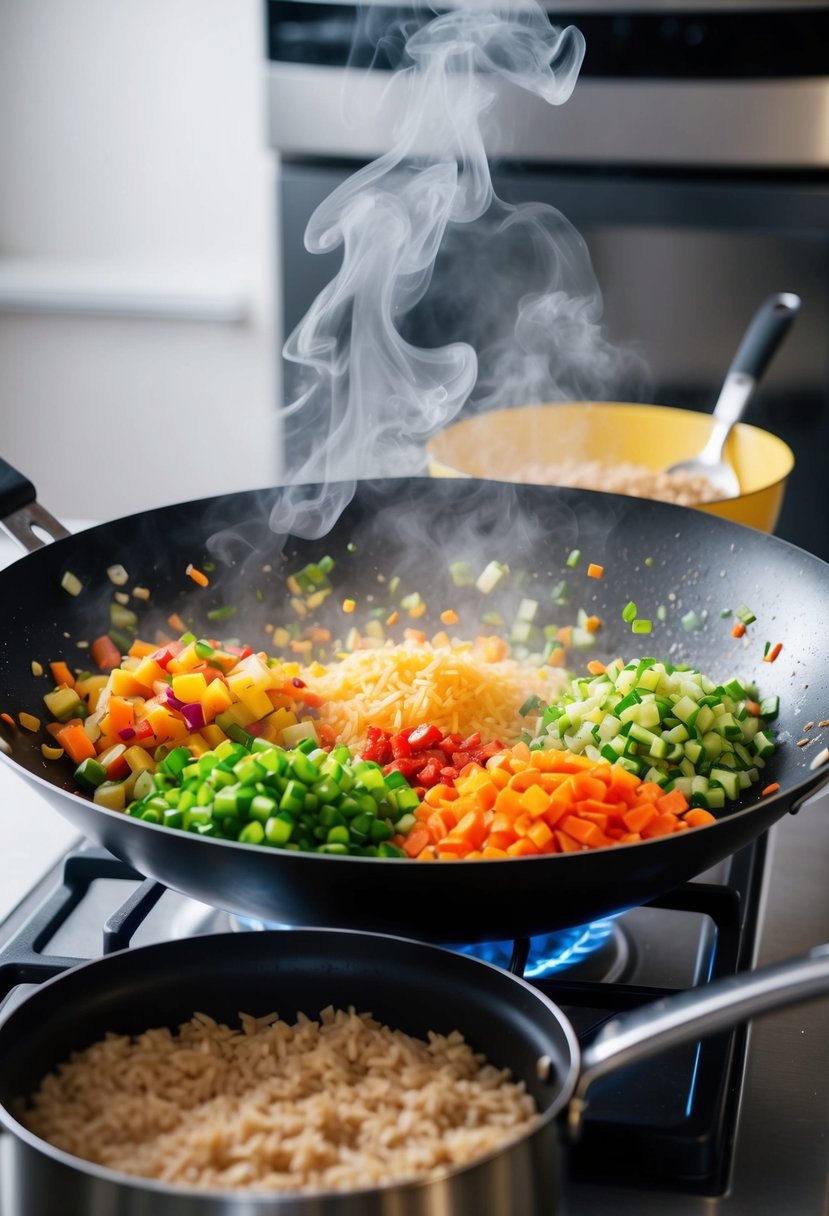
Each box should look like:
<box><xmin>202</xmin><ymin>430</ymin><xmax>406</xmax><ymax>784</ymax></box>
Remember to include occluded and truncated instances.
<box><xmin>477</xmin><ymin>635</ymin><xmax>509</xmax><ymax>662</ymax></box>
<box><xmin>622</xmin><ymin>803</ymin><xmax>659</xmax><ymax>834</ymax></box>
<box><xmin>641</xmin><ymin>811</ymin><xmax>682</xmax><ymax>839</ymax></box>
<box><xmin>519</xmin><ymin>783</ymin><xmax>552</xmax><ymax>818</ymax></box>
<box><xmin>585</xmin><ymin>616</ymin><xmax>603</xmax><ymax>635</ymax></box>
<box><xmin>487</xmin><ymin>830</ymin><xmax>518</xmax><ymax>850</ymax></box>
<box><xmin>1</xmin><ymin>712</ymin><xmax>16</xmax><ymax>728</ymax></box>
<box><xmin>560</xmin><ymin>815</ymin><xmax>611</xmax><ymax>848</ymax></box>
<box><xmin>586</xmin><ymin>659</ymin><xmax>606</xmax><ymax>675</ymax></box>
<box><xmin>54</xmin><ymin>721</ymin><xmax>96</xmax><ymax>765</ymax></box>
<box><xmin>318</xmin><ymin>722</ymin><xmax>338</xmax><ymax>747</ymax></box>
<box><xmin>186</xmin><ymin>564</ymin><xmax>209</xmax><ymax>588</ymax></box>
<box><xmin>684</xmin><ymin>808</ymin><xmax>718</xmax><ymax>827</ymax></box>
<box><xmin>656</xmin><ymin>788</ymin><xmax>690</xmax><ymax>817</ymax></box>
<box><xmin>90</xmin><ymin>635</ymin><xmax>122</xmax><ymax>672</ymax></box>
<box><xmin>731</xmin><ymin>621</ymin><xmax>746</xmax><ymax>638</ymax></box>
<box><xmin>167</xmin><ymin>613</ymin><xmax>187</xmax><ymax>634</ymax></box>
<box><xmin>450</xmin><ymin>810</ymin><xmax>487</xmax><ymax>849</ymax></box>
<box><xmin>126</xmin><ymin>639</ymin><xmax>158</xmax><ymax>659</ymax></box>
<box><xmin>402</xmin><ymin>827</ymin><xmax>431</xmax><ymax>858</ymax></box>
<box><xmin>527</xmin><ymin>820</ymin><xmax>554</xmax><ymax>851</ymax></box>
<box><xmin>506</xmin><ymin>837</ymin><xmax>540</xmax><ymax>857</ymax></box>
<box><xmin>761</xmin><ymin>783</ymin><xmax>781</xmax><ymax>797</ymax></box>
<box><xmin>587</xmin><ymin>563</ymin><xmax>604</xmax><ymax>579</ymax></box>
<box><xmin>763</xmin><ymin>642</ymin><xmax>783</xmax><ymax>663</ymax></box>
<box><xmin>106</xmin><ymin>696</ymin><xmax>135</xmax><ymax>738</ymax></box>
<box><xmin>481</xmin><ymin>845</ymin><xmax>509</xmax><ymax>859</ymax></box>
<box><xmin>49</xmin><ymin>661</ymin><xmax>75</xmax><ymax>688</ymax></box>
<box><xmin>555</xmin><ymin>830</ymin><xmax>583</xmax><ymax>853</ymax></box>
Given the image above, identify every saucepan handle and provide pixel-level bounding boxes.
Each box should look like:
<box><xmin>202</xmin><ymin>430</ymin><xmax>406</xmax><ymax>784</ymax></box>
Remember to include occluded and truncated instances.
<box><xmin>0</xmin><ymin>456</ymin><xmax>70</xmax><ymax>552</ymax></box>
<box><xmin>567</xmin><ymin>943</ymin><xmax>829</xmax><ymax>1140</ymax></box>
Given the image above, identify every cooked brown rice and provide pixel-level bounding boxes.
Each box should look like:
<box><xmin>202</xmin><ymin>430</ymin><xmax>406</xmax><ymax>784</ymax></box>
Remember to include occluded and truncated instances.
<box><xmin>19</xmin><ymin>1006</ymin><xmax>539</xmax><ymax>1193</ymax></box>
<box><xmin>527</xmin><ymin>458</ymin><xmax>721</xmax><ymax>506</ymax></box>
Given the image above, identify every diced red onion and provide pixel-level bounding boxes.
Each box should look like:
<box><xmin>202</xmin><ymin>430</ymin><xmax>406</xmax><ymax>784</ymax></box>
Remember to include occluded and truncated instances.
<box><xmin>180</xmin><ymin>701</ymin><xmax>205</xmax><ymax>731</ymax></box>
<box><xmin>161</xmin><ymin>687</ymin><xmax>185</xmax><ymax>711</ymax></box>
<box><xmin>117</xmin><ymin>727</ymin><xmax>136</xmax><ymax>741</ymax></box>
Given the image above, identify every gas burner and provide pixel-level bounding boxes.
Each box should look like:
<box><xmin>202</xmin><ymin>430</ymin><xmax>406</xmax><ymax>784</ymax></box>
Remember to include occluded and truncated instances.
<box><xmin>453</xmin><ymin>919</ymin><xmax>631</xmax><ymax>983</ymax></box>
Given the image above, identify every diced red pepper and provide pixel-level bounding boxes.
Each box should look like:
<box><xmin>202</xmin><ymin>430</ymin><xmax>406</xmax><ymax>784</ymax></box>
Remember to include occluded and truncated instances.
<box><xmin>418</xmin><ymin>757</ymin><xmax>444</xmax><ymax>787</ymax></box>
<box><xmin>439</xmin><ymin>733</ymin><xmax>463</xmax><ymax>756</ymax></box>
<box><xmin>362</xmin><ymin>726</ymin><xmax>393</xmax><ymax>765</ymax></box>
<box><xmin>385</xmin><ymin>755</ymin><xmax>429</xmax><ymax>779</ymax></box>
<box><xmin>391</xmin><ymin>727</ymin><xmax>415</xmax><ymax>759</ymax></box>
<box><xmin>408</xmin><ymin>723</ymin><xmax>443</xmax><ymax>752</ymax></box>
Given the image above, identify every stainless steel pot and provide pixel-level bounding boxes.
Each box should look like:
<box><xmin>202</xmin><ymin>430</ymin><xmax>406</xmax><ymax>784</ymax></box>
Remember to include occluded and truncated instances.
<box><xmin>0</xmin><ymin>929</ymin><xmax>827</xmax><ymax>1214</ymax></box>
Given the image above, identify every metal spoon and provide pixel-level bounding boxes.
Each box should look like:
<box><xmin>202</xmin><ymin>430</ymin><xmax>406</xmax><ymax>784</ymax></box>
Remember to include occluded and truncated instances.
<box><xmin>667</xmin><ymin>291</ymin><xmax>801</xmax><ymax>499</ymax></box>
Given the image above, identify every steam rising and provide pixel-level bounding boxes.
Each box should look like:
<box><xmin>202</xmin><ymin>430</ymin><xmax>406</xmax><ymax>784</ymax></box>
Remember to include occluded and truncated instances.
<box><xmin>276</xmin><ymin>2</ymin><xmax>628</xmax><ymax>539</ymax></box>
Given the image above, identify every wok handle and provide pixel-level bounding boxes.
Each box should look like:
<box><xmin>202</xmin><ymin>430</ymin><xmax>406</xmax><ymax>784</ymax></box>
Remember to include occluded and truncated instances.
<box><xmin>0</xmin><ymin>456</ymin><xmax>71</xmax><ymax>550</ymax></box>
<box><xmin>567</xmin><ymin>943</ymin><xmax>829</xmax><ymax>1141</ymax></box>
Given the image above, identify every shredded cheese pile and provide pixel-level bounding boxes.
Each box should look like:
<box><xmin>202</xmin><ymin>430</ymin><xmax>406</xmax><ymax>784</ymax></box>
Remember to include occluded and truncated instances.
<box><xmin>303</xmin><ymin>640</ymin><xmax>567</xmax><ymax>750</ymax></box>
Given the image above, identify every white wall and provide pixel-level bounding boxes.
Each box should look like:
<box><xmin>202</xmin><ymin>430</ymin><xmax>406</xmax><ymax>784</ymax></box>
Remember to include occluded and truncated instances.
<box><xmin>0</xmin><ymin>0</ymin><xmax>280</xmax><ymax>520</ymax></box>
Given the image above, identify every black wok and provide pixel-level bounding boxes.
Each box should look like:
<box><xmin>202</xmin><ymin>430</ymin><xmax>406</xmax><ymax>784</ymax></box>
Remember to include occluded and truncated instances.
<box><xmin>1</xmin><ymin>928</ymin><xmax>828</xmax><ymax>1215</ymax></box>
<box><xmin>1</xmin><ymin>460</ymin><xmax>828</xmax><ymax>942</ymax></box>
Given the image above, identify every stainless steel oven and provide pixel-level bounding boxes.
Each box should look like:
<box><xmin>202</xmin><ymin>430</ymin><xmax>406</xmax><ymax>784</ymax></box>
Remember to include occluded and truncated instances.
<box><xmin>265</xmin><ymin>0</ymin><xmax>829</xmax><ymax>561</ymax></box>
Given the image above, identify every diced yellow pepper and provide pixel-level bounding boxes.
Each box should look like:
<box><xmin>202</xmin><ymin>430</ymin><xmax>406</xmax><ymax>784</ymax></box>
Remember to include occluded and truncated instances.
<box><xmin>233</xmin><ymin>686</ymin><xmax>274</xmax><ymax>720</ymax></box>
<box><xmin>200</xmin><ymin>724</ymin><xmax>228</xmax><ymax>748</ymax></box>
<box><xmin>182</xmin><ymin>733</ymin><xmax>209</xmax><ymax>757</ymax></box>
<box><xmin>171</xmin><ymin>672</ymin><xmax>208</xmax><ymax>703</ymax></box>
<box><xmin>109</xmin><ymin>669</ymin><xmax>149</xmax><ymax>698</ymax></box>
<box><xmin>166</xmin><ymin>643</ymin><xmax>201</xmax><ymax>674</ymax></box>
<box><xmin>201</xmin><ymin>679</ymin><xmax>233</xmax><ymax>720</ymax></box>
<box><xmin>144</xmin><ymin>704</ymin><xmax>188</xmax><ymax>744</ymax></box>
<box><xmin>131</xmin><ymin>657</ymin><xmax>169</xmax><ymax>692</ymax></box>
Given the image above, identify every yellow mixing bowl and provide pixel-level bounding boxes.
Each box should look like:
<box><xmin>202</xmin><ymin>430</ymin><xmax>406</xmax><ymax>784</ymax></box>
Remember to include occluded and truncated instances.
<box><xmin>427</xmin><ymin>402</ymin><xmax>795</xmax><ymax>532</ymax></box>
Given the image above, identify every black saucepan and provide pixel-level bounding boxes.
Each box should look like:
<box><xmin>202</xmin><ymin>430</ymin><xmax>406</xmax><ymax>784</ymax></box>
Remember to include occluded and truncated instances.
<box><xmin>0</xmin><ymin>929</ymin><xmax>827</xmax><ymax>1215</ymax></box>
<box><xmin>1</xmin><ymin>459</ymin><xmax>828</xmax><ymax>942</ymax></box>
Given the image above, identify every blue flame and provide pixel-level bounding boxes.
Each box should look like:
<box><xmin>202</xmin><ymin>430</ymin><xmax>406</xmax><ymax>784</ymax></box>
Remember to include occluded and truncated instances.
<box><xmin>454</xmin><ymin>919</ymin><xmax>616</xmax><ymax>978</ymax></box>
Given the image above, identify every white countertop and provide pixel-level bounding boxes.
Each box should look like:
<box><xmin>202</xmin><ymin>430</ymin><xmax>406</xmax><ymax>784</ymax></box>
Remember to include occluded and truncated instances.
<box><xmin>0</xmin><ymin>524</ymin><xmax>91</xmax><ymax>924</ymax></box>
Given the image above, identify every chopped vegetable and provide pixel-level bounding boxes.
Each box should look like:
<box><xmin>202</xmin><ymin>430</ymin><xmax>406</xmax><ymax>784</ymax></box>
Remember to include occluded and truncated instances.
<box><xmin>18</xmin><ymin>713</ymin><xmax>41</xmax><ymax>732</ymax></box>
<box><xmin>60</xmin><ymin>571</ymin><xmax>83</xmax><ymax>597</ymax></box>
<box><xmin>186</xmin><ymin>564</ymin><xmax>209</xmax><ymax>588</ymax></box>
<box><xmin>342</xmin><ymin>599</ymin><xmax>356</xmax><ymax>613</ymax></box>
<box><xmin>90</xmin><ymin>635</ymin><xmax>122</xmax><ymax>672</ymax></box>
<box><xmin>622</xmin><ymin>601</ymin><xmax>637</xmax><ymax>623</ymax></box>
<box><xmin>107</xmin><ymin>564</ymin><xmax>129</xmax><ymax>586</ymax></box>
<box><xmin>475</xmin><ymin>561</ymin><xmax>508</xmax><ymax>594</ymax></box>
<box><xmin>731</xmin><ymin>622</ymin><xmax>746</xmax><ymax>639</ymax></box>
<box><xmin>407</xmin><ymin>745</ymin><xmax>709</xmax><ymax>860</ymax></box>
<box><xmin>566</xmin><ymin>550</ymin><xmax>581</xmax><ymax>568</ymax></box>
<box><xmin>587</xmin><ymin>563</ymin><xmax>604</xmax><ymax>579</ymax></box>
<box><xmin>529</xmin><ymin>658</ymin><xmax>774</xmax><ymax>807</ymax></box>
<box><xmin>30</xmin><ymin>661</ymin><xmax>43</xmax><ymax>677</ymax></box>
<box><xmin>763</xmin><ymin>642</ymin><xmax>782</xmax><ymax>663</ymax></box>
<box><xmin>632</xmin><ymin>619</ymin><xmax>653</xmax><ymax>634</ymax></box>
